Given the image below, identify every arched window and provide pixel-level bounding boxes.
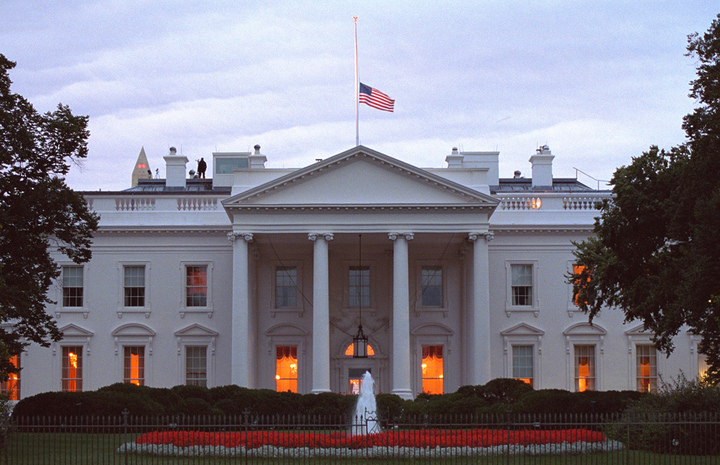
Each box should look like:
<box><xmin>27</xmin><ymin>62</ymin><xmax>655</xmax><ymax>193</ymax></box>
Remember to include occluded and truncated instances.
<box><xmin>345</xmin><ymin>343</ymin><xmax>375</xmax><ymax>356</ymax></box>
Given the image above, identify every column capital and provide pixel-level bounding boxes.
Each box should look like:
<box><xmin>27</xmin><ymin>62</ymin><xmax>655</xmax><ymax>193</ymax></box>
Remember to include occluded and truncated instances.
<box><xmin>468</xmin><ymin>231</ymin><xmax>494</xmax><ymax>242</ymax></box>
<box><xmin>388</xmin><ymin>232</ymin><xmax>414</xmax><ymax>241</ymax></box>
<box><xmin>227</xmin><ymin>232</ymin><xmax>253</xmax><ymax>243</ymax></box>
<box><xmin>308</xmin><ymin>232</ymin><xmax>334</xmax><ymax>242</ymax></box>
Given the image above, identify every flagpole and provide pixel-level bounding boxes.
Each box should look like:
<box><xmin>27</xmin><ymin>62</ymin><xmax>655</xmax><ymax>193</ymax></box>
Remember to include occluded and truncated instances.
<box><xmin>354</xmin><ymin>16</ymin><xmax>359</xmax><ymax>146</ymax></box>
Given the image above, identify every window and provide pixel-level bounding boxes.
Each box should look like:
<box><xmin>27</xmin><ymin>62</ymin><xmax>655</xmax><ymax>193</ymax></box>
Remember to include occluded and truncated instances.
<box><xmin>699</xmin><ymin>355</ymin><xmax>709</xmax><ymax>381</ymax></box>
<box><xmin>185</xmin><ymin>346</ymin><xmax>207</xmax><ymax>387</ymax></box>
<box><xmin>344</xmin><ymin>343</ymin><xmax>375</xmax><ymax>356</ymax></box>
<box><xmin>421</xmin><ymin>266</ymin><xmax>443</xmax><ymax>307</ymax></box>
<box><xmin>574</xmin><ymin>345</ymin><xmax>595</xmax><ymax>392</ymax></box>
<box><xmin>275</xmin><ymin>267</ymin><xmax>298</xmax><ymax>308</ymax></box>
<box><xmin>348</xmin><ymin>368</ymin><xmax>370</xmax><ymax>395</ymax></box>
<box><xmin>186</xmin><ymin>266</ymin><xmax>207</xmax><ymax>307</ymax></box>
<box><xmin>124</xmin><ymin>266</ymin><xmax>145</xmax><ymax>307</ymax></box>
<box><xmin>62</xmin><ymin>346</ymin><xmax>83</xmax><ymax>392</ymax></box>
<box><xmin>511</xmin><ymin>264</ymin><xmax>533</xmax><ymax>306</ymax></box>
<box><xmin>512</xmin><ymin>345</ymin><xmax>534</xmax><ymax>387</ymax></box>
<box><xmin>275</xmin><ymin>346</ymin><xmax>298</xmax><ymax>393</ymax></box>
<box><xmin>421</xmin><ymin>345</ymin><xmax>444</xmax><ymax>394</ymax></box>
<box><xmin>572</xmin><ymin>264</ymin><xmax>589</xmax><ymax>306</ymax></box>
<box><xmin>1</xmin><ymin>355</ymin><xmax>20</xmax><ymax>400</ymax></box>
<box><xmin>123</xmin><ymin>346</ymin><xmax>145</xmax><ymax>386</ymax></box>
<box><xmin>636</xmin><ymin>345</ymin><xmax>657</xmax><ymax>392</ymax></box>
<box><xmin>62</xmin><ymin>266</ymin><xmax>83</xmax><ymax>307</ymax></box>
<box><xmin>349</xmin><ymin>266</ymin><xmax>370</xmax><ymax>308</ymax></box>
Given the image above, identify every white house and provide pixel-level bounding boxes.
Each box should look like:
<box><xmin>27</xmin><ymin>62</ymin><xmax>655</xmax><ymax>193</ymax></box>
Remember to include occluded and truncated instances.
<box><xmin>3</xmin><ymin>144</ymin><xmax>705</xmax><ymax>400</ymax></box>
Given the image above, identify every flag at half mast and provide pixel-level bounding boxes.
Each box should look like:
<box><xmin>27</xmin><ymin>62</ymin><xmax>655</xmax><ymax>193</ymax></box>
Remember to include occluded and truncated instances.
<box><xmin>359</xmin><ymin>83</ymin><xmax>394</xmax><ymax>112</ymax></box>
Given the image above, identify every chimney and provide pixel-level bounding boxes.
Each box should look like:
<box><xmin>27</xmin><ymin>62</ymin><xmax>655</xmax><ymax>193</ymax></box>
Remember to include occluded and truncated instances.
<box><xmin>164</xmin><ymin>146</ymin><xmax>189</xmax><ymax>188</ymax></box>
<box><xmin>248</xmin><ymin>144</ymin><xmax>267</xmax><ymax>169</ymax></box>
<box><xmin>530</xmin><ymin>145</ymin><xmax>554</xmax><ymax>189</ymax></box>
<box><xmin>445</xmin><ymin>147</ymin><xmax>463</xmax><ymax>168</ymax></box>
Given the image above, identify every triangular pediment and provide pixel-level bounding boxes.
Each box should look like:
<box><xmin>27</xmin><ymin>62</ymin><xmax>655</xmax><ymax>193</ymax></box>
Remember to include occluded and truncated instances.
<box><xmin>500</xmin><ymin>323</ymin><xmax>544</xmax><ymax>337</ymax></box>
<box><xmin>223</xmin><ymin>146</ymin><xmax>498</xmax><ymax>209</ymax></box>
<box><xmin>60</xmin><ymin>323</ymin><xmax>94</xmax><ymax>338</ymax></box>
<box><xmin>174</xmin><ymin>323</ymin><xmax>218</xmax><ymax>338</ymax></box>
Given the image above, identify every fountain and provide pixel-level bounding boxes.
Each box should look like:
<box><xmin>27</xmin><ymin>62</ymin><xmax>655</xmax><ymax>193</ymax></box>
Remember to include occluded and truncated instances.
<box><xmin>351</xmin><ymin>371</ymin><xmax>380</xmax><ymax>435</ymax></box>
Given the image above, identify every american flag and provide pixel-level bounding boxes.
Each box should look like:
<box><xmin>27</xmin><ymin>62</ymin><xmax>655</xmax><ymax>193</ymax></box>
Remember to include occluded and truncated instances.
<box><xmin>359</xmin><ymin>83</ymin><xmax>394</xmax><ymax>112</ymax></box>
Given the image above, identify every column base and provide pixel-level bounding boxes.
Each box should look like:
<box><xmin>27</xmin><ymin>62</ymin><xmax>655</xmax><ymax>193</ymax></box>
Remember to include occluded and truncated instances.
<box><xmin>391</xmin><ymin>388</ymin><xmax>414</xmax><ymax>400</ymax></box>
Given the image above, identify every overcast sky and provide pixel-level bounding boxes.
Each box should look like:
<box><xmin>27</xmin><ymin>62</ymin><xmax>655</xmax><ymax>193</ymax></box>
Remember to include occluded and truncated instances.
<box><xmin>2</xmin><ymin>1</ymin><xmax>717</xmax><ymax>191</ymax></box>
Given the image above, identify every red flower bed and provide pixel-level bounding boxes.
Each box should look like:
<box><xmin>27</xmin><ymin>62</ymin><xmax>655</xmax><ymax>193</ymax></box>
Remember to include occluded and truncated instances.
<box><xmin>135</xmin><ymin>428</ymin><xmax>606</xmax><ymax>449</ymax></box>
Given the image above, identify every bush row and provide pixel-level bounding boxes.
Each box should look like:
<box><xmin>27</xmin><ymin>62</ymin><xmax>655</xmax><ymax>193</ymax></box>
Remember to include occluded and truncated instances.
<box><xmin>12</xmin><ymin>378</ymin><xmax>645</xmax><ymax>420</ymax></box>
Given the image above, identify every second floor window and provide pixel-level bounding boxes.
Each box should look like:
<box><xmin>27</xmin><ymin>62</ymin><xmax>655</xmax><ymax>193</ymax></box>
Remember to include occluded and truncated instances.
<box><xmin>349</xmin><ymin>266</ymin><xmax>370</xmax><ymax>308</ymax></box>
<box><xmin>62</xmin><ymin>266</ymin><xmax>83</xmax><ymax>307</ymax></box>
<box><xmin>275</xmin><ymin>267</ymin><xmax>298</xmax><ymax>308</ymax></box>
<box><xmin>511</xmin><ymin>264</ymin><xmax>533</xmax><ymax>306</ymax></box>
<box><xmin>186</xmin><ymin>266</ymin><xmax>207</xmax><ymax>307</ymax></box>
<box><xmin>421</xmin><ymin>266</ymin><xmax>443</xmax><ymax>307</ymax></box>
<box><xmin>124</xmin><ymin>266</ymin><xmax>145</xmax><ymax>307</ymax></box>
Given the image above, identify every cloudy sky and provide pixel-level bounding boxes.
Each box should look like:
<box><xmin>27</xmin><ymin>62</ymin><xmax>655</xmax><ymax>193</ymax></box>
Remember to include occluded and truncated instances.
<box><xmin>2</xmin><ymin>1</ymin><xmax>716</xmax><ymax>191</ymax></box>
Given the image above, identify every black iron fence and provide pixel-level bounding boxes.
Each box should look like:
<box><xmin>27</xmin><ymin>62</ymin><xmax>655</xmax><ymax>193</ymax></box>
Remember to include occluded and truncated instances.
<box><xmin>3</xmin><ymin>412</ymin><xmax>720</xmax><ymax>464</ymax></box>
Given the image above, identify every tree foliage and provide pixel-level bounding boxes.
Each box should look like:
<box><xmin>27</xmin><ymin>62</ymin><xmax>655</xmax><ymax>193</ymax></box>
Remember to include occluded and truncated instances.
<box><xmin>0</xmin><ymin>55</ymin><xmax>98</xmax><ymax>379</ymax></box>
<box><xmin>571</xmin><ymin>15</ymin><xmax>720</xmax><ymax>383</ymax></box>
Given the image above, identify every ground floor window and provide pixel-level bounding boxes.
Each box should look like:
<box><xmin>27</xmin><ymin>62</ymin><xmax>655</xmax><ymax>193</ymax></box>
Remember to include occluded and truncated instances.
<box><xmin>62</xmin><ymin>346</ymin><xmax>83</xmax><ymax>392</ymax></box>
<box><xmin>636</xmin><ymin>344</ymin><xmax>657</xmax><ymax>392</ymax></box>
<box><xmin>574</xmin><ymin>345</ymin><xmax>595</xmax><ymax>392</ymax></box>
<box><xmin>421</xmin><ymin>345</ymin><xmax>443</xmax><ymax>394</ymax></box>
<box><xmin>512</xmin><ymin>345</ymin><xmax>534</xmax><ymax>387</ymax></box>
<box><xmin>123</xmin><ymin>346</ymin><xmax>145</xmax><ymax>386</ymax></box>
<box><xmin>185</xmin><ymin>346</ymin><xmax>207</xmax><ymax>387</ymax></box>
<box><xmin>275</xmin><ymin>346</ymin><xmax>298</xmax><ymax>393</ymax></box>
<box><xmin>1</xmin><ymin>354</ymin><xmax>20</xmax><ymax>400</ymax></box>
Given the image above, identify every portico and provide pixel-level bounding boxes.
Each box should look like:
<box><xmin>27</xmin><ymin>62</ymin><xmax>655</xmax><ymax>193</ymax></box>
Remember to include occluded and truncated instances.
<box><xmin>223</xmin><ymin>147</ymin><xmax>498</xmax><ymax>398</ymax></box>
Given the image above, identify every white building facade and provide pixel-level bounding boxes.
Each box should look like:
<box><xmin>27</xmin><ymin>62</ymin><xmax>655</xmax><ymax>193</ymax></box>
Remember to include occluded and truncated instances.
<box><xmin>5</xmin><ymin>145</ymin><xmax>706</xmax><ymax>400</ymax></box>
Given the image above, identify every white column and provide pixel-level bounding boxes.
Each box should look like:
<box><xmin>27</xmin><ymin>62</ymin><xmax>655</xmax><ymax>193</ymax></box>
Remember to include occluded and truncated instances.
<box><xmin>229</xmin><ymin>232</ymin><xmax>253</xmax><ymax>387</ymax></box>
<box><xmin>389</xmin><ymin>232</ymin><xmax>414</xmax><ymax>399</ymax></box>
<box><xmin>309</xmin><ymin>232</ymin><xmax>333</xmax><ymax>393</ymax></box>
<box><xmin>468</xmin><ymin>231</ymin><xmax>493</xmax><ymax>385</ymax></box>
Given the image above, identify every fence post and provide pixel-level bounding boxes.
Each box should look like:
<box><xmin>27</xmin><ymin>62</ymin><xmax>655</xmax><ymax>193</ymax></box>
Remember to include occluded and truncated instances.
<box><xmin>121</xmin><ymin>408</ymin><xmax>129</xmax><ymax>465</ymax></box>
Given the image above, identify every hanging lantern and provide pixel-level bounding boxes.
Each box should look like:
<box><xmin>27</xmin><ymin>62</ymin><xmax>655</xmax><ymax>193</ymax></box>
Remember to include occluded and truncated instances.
<box><xmin>353</xmin><ymin>324</ymin><xmax>369</xmax><ymax>358</ymax></box>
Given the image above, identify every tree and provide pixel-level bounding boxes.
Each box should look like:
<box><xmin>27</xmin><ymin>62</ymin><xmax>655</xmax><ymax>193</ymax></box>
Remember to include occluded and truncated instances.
<box><xmin>0</xmin><ymin>55</ymin><xmax>99</xmax><ymax>380</ymax></box>
<box><xmin>571</xmin><ymin>14</ymin><xmax>720</xmax><ymax>384</ymax></box>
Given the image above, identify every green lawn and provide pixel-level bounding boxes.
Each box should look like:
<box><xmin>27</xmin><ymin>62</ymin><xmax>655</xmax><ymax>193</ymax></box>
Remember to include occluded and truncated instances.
<box><xmin>4</xmin><ymin>432</ymin><xmax>720</xmax><ymax>464</ymax></box>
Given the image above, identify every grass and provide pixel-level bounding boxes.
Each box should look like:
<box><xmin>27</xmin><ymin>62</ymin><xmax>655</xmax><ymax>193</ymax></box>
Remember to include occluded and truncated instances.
<box><xmin>4</xmin><ymin>432</ymin><xmax>720</xmax><ymax>464</ymax></box>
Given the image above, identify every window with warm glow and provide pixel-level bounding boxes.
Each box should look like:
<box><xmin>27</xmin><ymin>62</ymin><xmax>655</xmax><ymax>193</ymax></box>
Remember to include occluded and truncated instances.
<box><xmin>275</xmin><ymin>346</ymin><xmax>298</xmax><ymax>393</ymax></box>
<box><xmin>185</xmin><ymin>346</ymin><xmax>207</xmax><ymax>387</ymax></box>
<box><xmin>62</xmin><ymin>346</ymin><xmax>83</xmax><ymax>392</ymax></box>
<box><xmin>186</xmin><ymin>266</ymin><xmax>208</xmax><ymax>307</ymax></box>
<box><xmin>1</xmin><ymin>354</ymin><xmax>20</xmax><ymax>400</ymax></box>
<box><xmin>572</xmin><ymin>264</ymin><xmax>589</xmax><ymax>306</ymax></box>
<box><xmin>275</xmin><ymin>267</ymin><xmax>298</xmax><ymax>308</ymax></box>
<box><xmin>699</xmin><ymin>355</ymin><xmax>709</xmax><ymax>381</ymax></box>
<box><xmin>511</xmin><ymin>265</ymin><xmax>533</xmax><ymax>306</ymax></box>
<box><xmin>636</xmin><ymin>345</ymin><xmax>657</xmax><ymax>393</ymax></box>
<box><xmin>348</xmin><ymin>368</ymin><xmax>370</xmax><ymax>395</ymax></box>
<box><xmin>344</xmin><ymin>343</ymin><xmax>375</xmax><ymax>356</ymax></box>
<box><xmin>124</xmin><ymin>266</ymin><xmax>145</xmax><ymax>307</ymax></box>
<box><xmin>421</xmin><ymin>266</ymin><xmax>443</xmax><ymax>307</ymax></box>
<box><xmin>512</xmin><ymin>345</ymin><xmax>534</xmax><ymax>387</ymax></box>
<box><xmin>421</xmin><ymin>345</ymin><xmax>444</xmax><ymax>394</ymax></box>
<box><xmin>62</xmin><ymin>266</ymin><xmax>83</xmax><ymax>307</ymax></box>
<box><xmin>123</xmin><ymin>346</ymin><xmax>145</xmax><ymax>386</ymax></box>
<box><xmin>349</xmin><ymin>267</ymin><xmax>370</xmax><ymax>308</ymax></box>
<box><xmin>574</xmin><ymin>345</ymin><xmax>595</xmax><ymax>392</ymax></box>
